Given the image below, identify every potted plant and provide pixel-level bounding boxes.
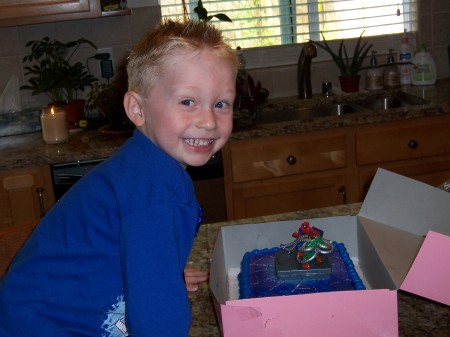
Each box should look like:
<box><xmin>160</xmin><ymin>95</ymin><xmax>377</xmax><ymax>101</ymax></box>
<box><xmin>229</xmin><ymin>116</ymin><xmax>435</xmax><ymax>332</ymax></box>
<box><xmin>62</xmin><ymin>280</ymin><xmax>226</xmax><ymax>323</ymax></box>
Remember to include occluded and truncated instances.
<box><xmin>234</xmin><ymin>72</ymin><xmax>269</xmax><ymax>129</ymax></box>
<box><xmin>193</xmin><ymin>0</ymin><xmax>232</xmax><ymax>22</ymax></box>
<box><xmin>313</xmin><ymin>32</ymin><xmax>372</xmax><ymax>93</ymax></box>
<box><xmin>21</xmin><ymin>37</ymin><xmax>98</xmax><ymax>126</ymax></box>
<box><xmin>87</xmin><ymin>58</ymin><xmax>133</xmax><ymax>132</ymax></box>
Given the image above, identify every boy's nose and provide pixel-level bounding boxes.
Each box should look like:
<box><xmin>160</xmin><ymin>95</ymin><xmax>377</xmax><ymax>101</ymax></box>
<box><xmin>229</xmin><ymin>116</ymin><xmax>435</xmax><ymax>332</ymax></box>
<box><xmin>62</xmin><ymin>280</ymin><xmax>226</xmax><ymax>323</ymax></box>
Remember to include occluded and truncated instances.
<box><xmin>197</xmin><ymin>107</ymin><xmax>217</xmax><ymax>130</ymax></box>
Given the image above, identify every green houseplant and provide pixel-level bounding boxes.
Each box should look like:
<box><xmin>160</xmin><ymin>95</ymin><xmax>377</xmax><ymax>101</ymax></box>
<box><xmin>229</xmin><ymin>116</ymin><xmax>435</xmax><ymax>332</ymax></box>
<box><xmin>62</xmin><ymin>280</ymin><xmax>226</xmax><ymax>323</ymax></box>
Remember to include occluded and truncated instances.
<box><xmin>313</xmin><ymin>32</ymin><xmax>372</xmax><ymax>92</ymax></box>
<box><xmin>21</xmin><ymin>37</ymin><xmax>98</xmax><ymax>125</ymax></box>
<box><xmin>87</xmin><ymin>58</ymin><xmax>133</xmax><ymax>131</ymax></box>
<box><xmin>193</xmin><ymin>0</ymin><xmax>232</xmax><ymax>22</ymax></box>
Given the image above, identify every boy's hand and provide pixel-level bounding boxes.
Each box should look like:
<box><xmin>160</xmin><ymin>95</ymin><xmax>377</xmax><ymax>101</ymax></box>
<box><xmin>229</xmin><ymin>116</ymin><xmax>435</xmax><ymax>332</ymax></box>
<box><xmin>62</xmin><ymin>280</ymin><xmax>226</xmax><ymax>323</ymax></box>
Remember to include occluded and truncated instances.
<box><xmin>184</xmin><ymin>267</ymin><xmax>209</xmax><ymax>292</ymax></box>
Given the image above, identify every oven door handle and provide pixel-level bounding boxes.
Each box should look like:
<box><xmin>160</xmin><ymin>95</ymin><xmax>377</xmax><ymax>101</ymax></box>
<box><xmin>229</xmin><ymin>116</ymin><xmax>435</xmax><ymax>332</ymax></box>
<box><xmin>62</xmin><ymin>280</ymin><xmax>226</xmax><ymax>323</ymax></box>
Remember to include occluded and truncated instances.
<box><xmin>55</xmin><ymin>174</ymin><xmax>83</xmax><ymax>185</ymax></box>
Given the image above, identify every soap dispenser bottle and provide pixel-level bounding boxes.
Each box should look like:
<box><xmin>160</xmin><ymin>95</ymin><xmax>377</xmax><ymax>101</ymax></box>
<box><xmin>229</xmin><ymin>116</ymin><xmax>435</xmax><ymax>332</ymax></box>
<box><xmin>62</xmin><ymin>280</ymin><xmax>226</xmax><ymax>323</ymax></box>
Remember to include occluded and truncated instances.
<box><xmin>398</xmin><ymin>30</ymin><xmax>414</xmax><ymax>85</ymax></box>
<box><xmin>366</xmin><ymin>51</ymin><xmax>384</xmax><ymax>90</ymax></box>
<box><xmin>384</xmin><ymin>49</ymin><xmax>400</xmax><ymax>88</ymax></box>
<box><xmin>411</xmin><ymin>44</ymin><xmax>437</xmax><ymax>85</ymax></box>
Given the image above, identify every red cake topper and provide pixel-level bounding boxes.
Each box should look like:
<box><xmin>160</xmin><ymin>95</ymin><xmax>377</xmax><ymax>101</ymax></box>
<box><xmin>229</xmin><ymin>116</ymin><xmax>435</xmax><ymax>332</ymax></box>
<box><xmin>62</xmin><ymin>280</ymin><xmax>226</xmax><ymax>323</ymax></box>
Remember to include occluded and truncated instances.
<box><xmin>281</xmin><ymin>221</ymin><xmax>333</xmax><ymax>269</ymax></box>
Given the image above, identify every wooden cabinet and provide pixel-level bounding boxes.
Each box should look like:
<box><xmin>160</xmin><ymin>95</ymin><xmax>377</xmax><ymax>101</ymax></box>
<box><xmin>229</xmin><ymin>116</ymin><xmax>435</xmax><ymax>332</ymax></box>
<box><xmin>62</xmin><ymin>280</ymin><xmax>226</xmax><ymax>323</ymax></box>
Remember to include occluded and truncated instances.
<box><xmin>0</xmin><ymin>165</ymin><xmax>55</xmax><ymax>230</ymax></box>
<box><xmin>229</xmin><ymin>171</ymin><xmax>348</xmax><ymax>219</ymax></box>
<box><xmin>223</xmin><ymin>129</ymin><xmax>355</xmax><ymax>220</ymax></box>
<box><xmin>356</xmin><ymin>116</ymin><xmax>450</xmax><ymax>199</ymax></box>
<box><xmin>223</xmin><ymin>114</ymin><xmax>450</xmax><ymax>220</ymax></box>
<box><xmin>0</xmin><ymin>0</ymin><xmax>131</xmax><ymax>27</ymax></box>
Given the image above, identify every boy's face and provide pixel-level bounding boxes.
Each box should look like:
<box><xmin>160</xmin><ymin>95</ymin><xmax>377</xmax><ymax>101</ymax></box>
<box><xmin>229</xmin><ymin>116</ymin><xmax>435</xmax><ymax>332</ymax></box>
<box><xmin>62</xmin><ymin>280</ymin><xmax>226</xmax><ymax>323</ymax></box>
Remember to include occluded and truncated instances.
<box><xmin>127</xmin><ymin>48</ymin><xmax>236</xmax><ymax>167</ymax></box>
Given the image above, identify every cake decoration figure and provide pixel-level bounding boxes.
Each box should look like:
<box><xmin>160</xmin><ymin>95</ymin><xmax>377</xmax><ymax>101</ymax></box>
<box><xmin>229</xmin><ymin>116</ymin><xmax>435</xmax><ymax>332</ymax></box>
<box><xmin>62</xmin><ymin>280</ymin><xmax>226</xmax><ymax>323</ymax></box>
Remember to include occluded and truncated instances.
<box><xmin>276</xmin><ymin>221</ymin><xmax>334</xmax><ymax>278</ymax></box>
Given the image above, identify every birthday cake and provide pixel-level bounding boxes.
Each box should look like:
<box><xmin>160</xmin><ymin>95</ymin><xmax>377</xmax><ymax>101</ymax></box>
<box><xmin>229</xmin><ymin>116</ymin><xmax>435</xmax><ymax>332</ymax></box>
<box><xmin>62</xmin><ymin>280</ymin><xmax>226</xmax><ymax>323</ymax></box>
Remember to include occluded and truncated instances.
<box><xmin>238</xmin><ymin>222</ymin><xmax>366</xmax><ymax>299</ymax></box>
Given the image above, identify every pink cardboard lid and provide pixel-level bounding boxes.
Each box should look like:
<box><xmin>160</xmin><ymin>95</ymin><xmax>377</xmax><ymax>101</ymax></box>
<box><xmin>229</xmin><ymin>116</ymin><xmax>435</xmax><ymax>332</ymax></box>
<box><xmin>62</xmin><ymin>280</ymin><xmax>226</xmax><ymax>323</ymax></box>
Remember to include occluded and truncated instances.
<box><xmin>223</xmin><ymin>289</ymin><xmax>398</xmax><ymax>337</ymax></box>
<box><xmin>400</xmin><ymin>230</ymin><xmax>450</xmax><ymax>306</ymax></box>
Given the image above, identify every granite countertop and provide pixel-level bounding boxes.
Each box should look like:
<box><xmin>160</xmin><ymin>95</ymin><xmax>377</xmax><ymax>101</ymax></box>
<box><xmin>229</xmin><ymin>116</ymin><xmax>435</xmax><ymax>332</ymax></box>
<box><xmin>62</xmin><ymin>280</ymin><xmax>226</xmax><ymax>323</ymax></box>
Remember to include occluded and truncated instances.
<box><xmin>188</xmin><ymin>203</ymin><xmax>450</xmax><ymax>337</ymax></box>
<box><xmin>230</xmin><ymin>79</ymin><xmax>450</xmax><ymax>141</ymax></box>
<box><xmin>1</xmin><ymin>79</ymin><xmax>450</xmax><ymax>170</ymax></box>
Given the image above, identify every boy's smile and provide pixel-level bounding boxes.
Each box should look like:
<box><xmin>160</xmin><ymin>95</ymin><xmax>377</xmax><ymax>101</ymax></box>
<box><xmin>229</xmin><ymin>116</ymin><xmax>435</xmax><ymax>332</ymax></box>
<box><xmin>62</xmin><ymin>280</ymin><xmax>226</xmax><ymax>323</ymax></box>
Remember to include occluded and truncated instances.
<box><xmin>127</xmin><ymin>47</ymin><xmax>236</xmax><ymax>168</ymax></box>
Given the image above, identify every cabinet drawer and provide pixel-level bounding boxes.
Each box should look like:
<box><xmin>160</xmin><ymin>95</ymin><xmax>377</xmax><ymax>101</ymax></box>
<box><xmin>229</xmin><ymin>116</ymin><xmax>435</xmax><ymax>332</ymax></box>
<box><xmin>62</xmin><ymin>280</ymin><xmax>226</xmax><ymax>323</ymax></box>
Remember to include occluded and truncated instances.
<box><xmin>356</xmin><ymin>118</ymin><xmax>450</xmax><ymax>165</ymax></box>
<box><xmin>231</xmin><ymin>172</ymin><xmax>348</xmax><ymax>219</ymax></box>
<box><xmin>229</xmin><ymin>132</ymin><xmax>347</xmax><ymax>183</ymax></box>
<box><xmin>357</xmin><ymin>155</ymin><xmax>450</xmax><ymax>201</ymax></box>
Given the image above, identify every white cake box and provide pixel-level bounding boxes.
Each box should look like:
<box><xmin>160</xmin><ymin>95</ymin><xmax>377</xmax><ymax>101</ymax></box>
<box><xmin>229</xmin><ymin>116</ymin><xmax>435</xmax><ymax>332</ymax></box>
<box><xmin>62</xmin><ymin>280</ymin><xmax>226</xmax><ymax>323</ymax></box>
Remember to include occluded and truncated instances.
<box><xmin>209</xmin><ymin>168</ymin><xmax>450</xmax><ymax>337</ymax></box>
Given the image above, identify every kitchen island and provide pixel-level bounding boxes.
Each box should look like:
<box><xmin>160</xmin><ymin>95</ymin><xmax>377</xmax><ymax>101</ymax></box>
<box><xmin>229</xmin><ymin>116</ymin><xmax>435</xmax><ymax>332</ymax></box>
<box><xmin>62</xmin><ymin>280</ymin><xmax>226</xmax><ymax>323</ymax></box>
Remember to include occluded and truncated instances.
<box><xmin>188</xmin><ymin>203</ymin><xmax>450</xmax><ymax>337</ymax></box>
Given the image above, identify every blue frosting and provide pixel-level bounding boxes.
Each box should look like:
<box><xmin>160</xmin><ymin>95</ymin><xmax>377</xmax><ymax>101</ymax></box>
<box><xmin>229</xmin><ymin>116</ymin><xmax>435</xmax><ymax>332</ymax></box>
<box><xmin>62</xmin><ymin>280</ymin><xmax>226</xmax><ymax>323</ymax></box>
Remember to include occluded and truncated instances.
<box><xmin>238</xmin><ymin>242</ymin><xmax>366</xmax><ymax>299</ymax></box>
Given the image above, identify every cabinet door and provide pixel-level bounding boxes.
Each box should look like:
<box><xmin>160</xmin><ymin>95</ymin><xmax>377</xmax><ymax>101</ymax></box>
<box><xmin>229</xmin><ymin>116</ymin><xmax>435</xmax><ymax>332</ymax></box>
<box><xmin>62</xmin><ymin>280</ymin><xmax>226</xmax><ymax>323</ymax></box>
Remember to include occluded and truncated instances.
<box><xmin>0</xmin><ymin>166</ymin><xmax>55</xmax><ymax>229</ymax></box>
<box><xmin>356</xmin><ymin>116</ymin><xmax>450</xmax><ymax>165</ymax></box>
<box><xmin>358</xmin><ymin>155</ymin><xmax>450</xmax><ymax>201</ymax></box>
<box><xmin>228</xmin><ymin>131</ymin><xmax>348</xmax><ymax>183</ymax></box>
<box><xmin>229</xmin><ymin>171</ymin><xmax>348</xmax><ymax>220</ymax></box>
<box><xmin>0</xmin><ymin>0</ymin><xmax>100</xmax><ymax>27</ymax></box>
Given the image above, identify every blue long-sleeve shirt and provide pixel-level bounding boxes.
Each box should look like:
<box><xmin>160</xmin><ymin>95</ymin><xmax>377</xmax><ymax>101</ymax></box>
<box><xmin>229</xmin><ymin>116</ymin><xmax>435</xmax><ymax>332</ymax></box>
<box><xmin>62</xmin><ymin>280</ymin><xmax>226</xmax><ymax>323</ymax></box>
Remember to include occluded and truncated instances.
<box><xmin>0</xmin><ymin>130</ymin><xmax>200</xmax><ymax>336</ymax></box>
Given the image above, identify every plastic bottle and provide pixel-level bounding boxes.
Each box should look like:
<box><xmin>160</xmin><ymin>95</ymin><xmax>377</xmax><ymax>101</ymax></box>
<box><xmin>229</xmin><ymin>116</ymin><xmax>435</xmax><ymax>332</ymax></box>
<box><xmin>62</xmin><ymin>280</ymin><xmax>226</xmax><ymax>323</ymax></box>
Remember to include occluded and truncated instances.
<box><xmin>384</xmin><ymin>49</ymin><xmax>400</xmax><ymax>88</ymax></box>
<box><xmin>411</xmin><ymin>45</ymin><xmax>437</xmax><ymax>86</ymax></box>
<box><xmin>398</xmin><ymin>30</ymin><xmax>414</xmax><ymax>85</ymax></box>
<box><xmin>365</xmin><ymin>51</ymin><xmax>384</xmax><ymax>90</ymax></box>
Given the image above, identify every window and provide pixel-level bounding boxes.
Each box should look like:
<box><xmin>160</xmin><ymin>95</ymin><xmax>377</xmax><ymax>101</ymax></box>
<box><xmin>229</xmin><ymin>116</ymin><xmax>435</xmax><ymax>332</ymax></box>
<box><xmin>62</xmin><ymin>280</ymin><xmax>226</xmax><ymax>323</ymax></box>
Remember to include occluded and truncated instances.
<box><xmin>160</xmin><ymin>0</ymin><xmax>417</xmax><ymax>50</ymax></box>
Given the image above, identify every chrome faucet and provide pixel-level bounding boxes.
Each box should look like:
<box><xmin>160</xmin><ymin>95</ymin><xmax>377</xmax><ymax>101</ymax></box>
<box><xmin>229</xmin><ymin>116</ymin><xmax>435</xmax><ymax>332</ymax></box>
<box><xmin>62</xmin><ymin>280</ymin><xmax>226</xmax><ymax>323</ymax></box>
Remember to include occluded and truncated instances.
<box><xmin>297</xmin><ymin>42</ymin><xmax>317</xmax><ymax>99</ymax></box>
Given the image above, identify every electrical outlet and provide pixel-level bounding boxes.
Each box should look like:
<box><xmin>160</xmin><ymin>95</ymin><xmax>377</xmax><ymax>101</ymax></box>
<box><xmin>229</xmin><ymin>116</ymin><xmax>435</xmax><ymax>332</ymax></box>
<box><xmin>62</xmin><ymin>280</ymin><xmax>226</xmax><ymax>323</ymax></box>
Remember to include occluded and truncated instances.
<box><xmin>96</xmin><ymin>47</ymin><xmax>114</xmax><ymax>79</ymax></box>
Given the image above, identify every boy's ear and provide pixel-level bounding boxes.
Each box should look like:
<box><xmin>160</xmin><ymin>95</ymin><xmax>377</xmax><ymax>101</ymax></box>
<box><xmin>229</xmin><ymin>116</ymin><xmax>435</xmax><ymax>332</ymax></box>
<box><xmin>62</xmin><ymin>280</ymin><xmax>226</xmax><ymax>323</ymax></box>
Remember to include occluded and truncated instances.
<box><xmin>124</xmin><ymin>91</ymin><xmax>145</xmax><ymax>127</ymax></box>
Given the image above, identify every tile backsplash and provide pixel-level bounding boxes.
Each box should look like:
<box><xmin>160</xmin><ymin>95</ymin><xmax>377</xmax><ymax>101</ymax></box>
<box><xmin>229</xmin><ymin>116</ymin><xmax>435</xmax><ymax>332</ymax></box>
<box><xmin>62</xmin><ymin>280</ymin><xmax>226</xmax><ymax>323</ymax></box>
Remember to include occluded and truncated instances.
<box><xmin>0</xmin><ymin>6</ymin><xmax>162</xmax><ymax>111</ymax></box>
<box><xmin>0</xmin><ymin>0</ymin><xmax>449</xmax><ymax>110</ymax></box>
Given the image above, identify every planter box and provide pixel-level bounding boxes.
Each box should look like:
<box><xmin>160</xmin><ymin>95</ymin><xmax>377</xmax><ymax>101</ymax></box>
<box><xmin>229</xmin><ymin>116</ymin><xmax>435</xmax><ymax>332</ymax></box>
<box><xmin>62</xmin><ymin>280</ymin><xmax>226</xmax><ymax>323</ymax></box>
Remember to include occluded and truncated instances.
<box><xmin>210</xmin><ymin>168</ymin><xmax>450</xmax><ymax>337</ymax></box>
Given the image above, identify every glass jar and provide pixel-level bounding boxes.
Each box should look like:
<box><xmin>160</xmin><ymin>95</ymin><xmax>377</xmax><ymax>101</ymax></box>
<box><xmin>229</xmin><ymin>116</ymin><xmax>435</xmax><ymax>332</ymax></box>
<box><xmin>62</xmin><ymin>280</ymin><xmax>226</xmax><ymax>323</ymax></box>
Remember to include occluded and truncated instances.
<box><xmin>40</xmin><ymin>106</ymin><xmax>69</xmax><ymax>144</ymax></box>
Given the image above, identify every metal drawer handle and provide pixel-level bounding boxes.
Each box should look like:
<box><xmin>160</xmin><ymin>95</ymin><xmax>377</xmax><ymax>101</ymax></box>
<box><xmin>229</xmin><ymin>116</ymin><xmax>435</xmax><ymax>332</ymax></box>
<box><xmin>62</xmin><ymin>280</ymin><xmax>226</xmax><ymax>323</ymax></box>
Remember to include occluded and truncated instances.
<box><xmin>286</xmin><ymin>155</ymin><xmax>297</xmax><ymax>165</ymax></box>
<box><xmin>408</xmin><ymin>139</ymin><xmax>418</xmax><ymax>149</ymax></box>
<box><xmin>36</xmin><ymin>187</ymin><xmax>46</xmax><ymax>217</ymax></box>
<box><xmin>338</xmin><ymin>186</ymin><xmax>347</xmax><ymax>204</ymax></box>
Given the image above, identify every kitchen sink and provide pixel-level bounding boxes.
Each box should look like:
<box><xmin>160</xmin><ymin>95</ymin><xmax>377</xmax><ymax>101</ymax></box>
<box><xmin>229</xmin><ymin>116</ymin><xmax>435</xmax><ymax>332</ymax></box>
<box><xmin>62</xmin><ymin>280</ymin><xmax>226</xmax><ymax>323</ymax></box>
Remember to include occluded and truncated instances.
<box><xmin>355</xmin><ymin>92</ymin><xmax>428</xmax><ymax>110</ymax></box>
<box><xmin>259</xmin><ymin>91</ymin><xmax>429</xmax><ymax>125</ymax></box>
<box><xmin>260</xmin><ymin>103</ymin><xmax>361</xmax><ymax>124</ymax></box>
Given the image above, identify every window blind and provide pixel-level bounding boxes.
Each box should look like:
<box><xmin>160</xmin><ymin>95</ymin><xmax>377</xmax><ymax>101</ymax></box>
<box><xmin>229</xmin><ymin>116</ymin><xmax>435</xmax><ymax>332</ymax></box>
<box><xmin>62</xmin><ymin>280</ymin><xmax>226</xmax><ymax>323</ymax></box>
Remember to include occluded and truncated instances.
<box><xmin>160</xmin><ymin>0</ymin><xmax>417</xmax><ymax>49</ymax></box>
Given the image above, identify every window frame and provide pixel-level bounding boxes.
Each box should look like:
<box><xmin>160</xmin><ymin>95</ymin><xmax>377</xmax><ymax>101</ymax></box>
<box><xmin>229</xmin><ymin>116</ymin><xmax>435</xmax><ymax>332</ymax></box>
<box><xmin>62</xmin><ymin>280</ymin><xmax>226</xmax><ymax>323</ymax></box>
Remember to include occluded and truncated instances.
<box><xmin>156</xmin><ymin>0</ymin><xmax>417</xmax><ymax>70</ymax></box>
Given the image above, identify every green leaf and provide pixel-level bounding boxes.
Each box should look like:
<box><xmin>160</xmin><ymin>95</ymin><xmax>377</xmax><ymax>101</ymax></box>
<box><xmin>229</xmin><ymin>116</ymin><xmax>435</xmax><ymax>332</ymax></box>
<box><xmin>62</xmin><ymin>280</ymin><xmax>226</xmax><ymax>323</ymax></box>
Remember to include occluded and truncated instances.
<box><xmin>194</xmin><ymin>0</ymin><xmax>208</xmax><ymax>21</ymax></box>
<box><xmin>211</xmin><ymin>13</ymin><xmax>232</xmax><ymax>22</ymax></box>
<box><xmin>312</xmin><ymin>31</ymin><xmax>372</xmax><ymax>77</ymax></box>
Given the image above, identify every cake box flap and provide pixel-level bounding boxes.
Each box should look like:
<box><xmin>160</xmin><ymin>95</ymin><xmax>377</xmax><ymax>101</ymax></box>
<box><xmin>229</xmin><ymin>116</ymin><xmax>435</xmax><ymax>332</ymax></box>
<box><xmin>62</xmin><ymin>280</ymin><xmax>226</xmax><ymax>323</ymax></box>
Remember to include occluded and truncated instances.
<box><xmin>358</xmin><ymin>169</ymin><xmax>450</xmax><ymax>305</ymax></box>
<box><xmin>222</xmin><ymin>290</ymin><xmax>398</xmax><ymax>337</ymax></box>
<box><xmin>357</xmin><ymin>217</ymin><xmax>424</xmax><ymax>290</ymax></box>
<box><xmin>400</xmin><ymin>230</ymin><xmax>450</xmax><ymax>306</ymax></box>
<box><xmin>359</xmin><ymin>168</ymin><xmax>450</xmax><ymax>237</ymax></box>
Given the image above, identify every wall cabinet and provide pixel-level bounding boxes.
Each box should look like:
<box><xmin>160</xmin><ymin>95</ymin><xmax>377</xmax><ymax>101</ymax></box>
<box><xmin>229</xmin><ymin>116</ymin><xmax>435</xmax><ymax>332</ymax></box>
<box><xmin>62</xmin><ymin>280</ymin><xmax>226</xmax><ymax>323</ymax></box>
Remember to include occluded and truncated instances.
<box><xmin>223</xmin><ymin>114</ymin><xmax>450</xmax><ymax>220</ymax></box>
<box><xmin>0</xmin><ymin>165</ymin><xmax>55</xmax><ymax>230</ymax></box>
<box><xmin>0</xmin><ymin>0</ymin><xmax>130</xmax><ymax>27</ymax></box>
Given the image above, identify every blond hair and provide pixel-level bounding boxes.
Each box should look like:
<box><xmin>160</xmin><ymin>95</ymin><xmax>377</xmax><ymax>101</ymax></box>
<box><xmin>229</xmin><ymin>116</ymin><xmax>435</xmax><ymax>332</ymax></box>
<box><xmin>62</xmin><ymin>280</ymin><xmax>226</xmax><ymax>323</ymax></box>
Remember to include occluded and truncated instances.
<box><xmin>127</xmin><ymin>19</ymin><xmax>238</xmax><ymax>95</ymax></box>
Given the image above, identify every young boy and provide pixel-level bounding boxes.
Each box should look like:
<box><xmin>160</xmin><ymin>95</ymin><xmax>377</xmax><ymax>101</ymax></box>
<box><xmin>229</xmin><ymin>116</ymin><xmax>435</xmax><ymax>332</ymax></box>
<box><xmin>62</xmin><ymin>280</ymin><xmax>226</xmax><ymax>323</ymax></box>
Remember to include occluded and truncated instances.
<box><xmin>0</xmin><ymin>19</ymin><xmax>237</xmax><ymax>336</ymax></box>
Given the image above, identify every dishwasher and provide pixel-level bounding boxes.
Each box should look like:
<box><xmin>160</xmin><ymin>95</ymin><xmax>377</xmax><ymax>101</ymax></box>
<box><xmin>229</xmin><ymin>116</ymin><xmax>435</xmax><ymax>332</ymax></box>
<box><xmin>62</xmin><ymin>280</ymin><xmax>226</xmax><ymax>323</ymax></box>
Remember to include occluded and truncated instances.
<box><xmin>51</xmin><ymin>158</ymin><xmax>106</xmax><ymax>201</ymax></box>
<box><xmin>51</xmin><ymin>154</ymin><xmax>227</xmax><ymax>223</ymax></box>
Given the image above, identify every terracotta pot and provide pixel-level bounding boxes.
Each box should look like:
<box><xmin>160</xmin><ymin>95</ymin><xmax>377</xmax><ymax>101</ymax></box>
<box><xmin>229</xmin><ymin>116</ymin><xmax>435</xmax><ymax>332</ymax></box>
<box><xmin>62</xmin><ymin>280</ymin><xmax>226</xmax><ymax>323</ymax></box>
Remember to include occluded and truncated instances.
<box><xmin>339</xmin><ymin>75</ymin><xmax>361</xmax><ymax>93</ymax></box>
<box><xmin>62</xmin><ymin>99</ymin><xmax>85</xmax><ymax>128</ymax></box>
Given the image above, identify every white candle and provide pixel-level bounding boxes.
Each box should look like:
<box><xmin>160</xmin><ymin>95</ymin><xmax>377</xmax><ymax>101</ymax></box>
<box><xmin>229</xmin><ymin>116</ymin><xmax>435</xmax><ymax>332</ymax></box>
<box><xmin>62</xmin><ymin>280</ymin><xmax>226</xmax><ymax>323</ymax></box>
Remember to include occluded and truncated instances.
<box><xmin>40</xmin><ymin>106</ymin><xmax>69</xmax><ymax>144</ymax></box>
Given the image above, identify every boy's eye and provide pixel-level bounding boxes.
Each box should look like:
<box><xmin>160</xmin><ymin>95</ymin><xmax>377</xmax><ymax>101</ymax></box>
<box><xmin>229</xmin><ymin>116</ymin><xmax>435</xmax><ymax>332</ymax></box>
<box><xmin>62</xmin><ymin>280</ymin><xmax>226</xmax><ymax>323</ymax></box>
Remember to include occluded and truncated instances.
<box><xmin>181</xmin><ymin>99</ymin><xmax>194</xmax><ymax>107</ymax></box>
<box><xmin>215</xmin><ymin>101</ymin><xmax>228</xmax><ymax>109</ymax></box>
